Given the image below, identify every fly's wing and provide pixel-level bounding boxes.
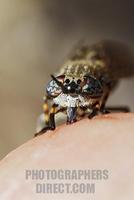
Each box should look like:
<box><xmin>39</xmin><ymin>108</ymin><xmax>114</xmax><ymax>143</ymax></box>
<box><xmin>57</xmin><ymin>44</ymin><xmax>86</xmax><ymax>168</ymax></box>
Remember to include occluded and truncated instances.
<box><xmin>69</xmin><ymin>40</ymin><xmax>134</xmax><ymax>79</ymax></box>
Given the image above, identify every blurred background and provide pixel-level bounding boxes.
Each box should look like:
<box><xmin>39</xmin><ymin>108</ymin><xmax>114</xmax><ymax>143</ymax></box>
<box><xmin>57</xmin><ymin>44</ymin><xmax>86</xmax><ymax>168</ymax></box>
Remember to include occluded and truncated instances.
<box><xmin>0</xmin><ymin>0</ymin><xmax>134</xmax><ymax>159</ymax></box>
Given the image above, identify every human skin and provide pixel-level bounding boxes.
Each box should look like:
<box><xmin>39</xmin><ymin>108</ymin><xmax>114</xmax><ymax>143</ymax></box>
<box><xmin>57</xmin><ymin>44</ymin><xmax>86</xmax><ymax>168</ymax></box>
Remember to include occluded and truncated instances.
<box><xmin>0</xmin><ymin>113</ymin><xmax>134</xmax><ymax>200</ymax></box>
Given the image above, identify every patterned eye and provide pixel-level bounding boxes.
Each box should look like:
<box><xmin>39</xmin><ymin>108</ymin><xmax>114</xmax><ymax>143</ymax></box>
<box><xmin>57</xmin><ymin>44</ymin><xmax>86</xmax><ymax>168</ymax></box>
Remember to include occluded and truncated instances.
<box><xmin>46</xmin><ymin>75</ymin><xmax>65</xmax><ymax>97</ymax></box>
<box><xmin>82</xmin><ymin>75</ymin><xmax>103</xmax><ymax>97</ymax></box>
<box><xmin>65</xmin><ymin>79</ymin><xmax>70</xmax><ymax>84</ymax></box>
<box><xmin>77</xmin><ymin>79</ymin><xmax>82</xmax><ymax>84</ymax></box>
<box><xmin>46</xmin><ymin>80</ymin><xmax>62</xmax><ymax>97</ymax></box>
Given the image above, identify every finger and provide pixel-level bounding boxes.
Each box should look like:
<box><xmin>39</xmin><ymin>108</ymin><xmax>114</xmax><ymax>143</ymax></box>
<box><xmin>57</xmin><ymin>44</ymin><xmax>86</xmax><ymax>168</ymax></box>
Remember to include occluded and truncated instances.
<box><xmin>0</xmin><ymin>113</ymin><xmax>134</xmax><ymax>200</ymax></box>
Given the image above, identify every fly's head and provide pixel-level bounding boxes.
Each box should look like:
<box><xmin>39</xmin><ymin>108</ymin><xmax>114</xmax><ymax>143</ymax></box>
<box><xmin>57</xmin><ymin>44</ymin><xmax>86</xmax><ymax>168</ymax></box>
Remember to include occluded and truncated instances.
<box><xmin>46</xmin><ymin>74</ymin><xmax>103</xmax><ymax>98</ymax></box>
<box><xmin>46</xmin><ymin>74</ymin><xmax>82</xmax><ymax>97</ymax></box>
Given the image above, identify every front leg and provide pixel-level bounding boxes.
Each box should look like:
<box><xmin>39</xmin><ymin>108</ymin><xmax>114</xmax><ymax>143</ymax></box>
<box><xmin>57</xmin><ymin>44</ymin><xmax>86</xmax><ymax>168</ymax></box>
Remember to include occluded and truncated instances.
<box><xmin>34</xmin><ymin>103</ymin><xmax>58</xmax><ymax>137</ymax></box>
<box><xmin>34</xmin><ymin>126</ymin><xmax>51</xmax><ymax>137</ymax></box>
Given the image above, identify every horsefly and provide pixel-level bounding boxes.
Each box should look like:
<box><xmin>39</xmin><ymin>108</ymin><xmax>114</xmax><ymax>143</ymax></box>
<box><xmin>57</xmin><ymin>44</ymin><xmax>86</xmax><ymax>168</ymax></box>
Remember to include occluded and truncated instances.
<box><xmin>35</xmin><ymin>40</ymin><xmax>134</xmax><ymax>136</ymax></box>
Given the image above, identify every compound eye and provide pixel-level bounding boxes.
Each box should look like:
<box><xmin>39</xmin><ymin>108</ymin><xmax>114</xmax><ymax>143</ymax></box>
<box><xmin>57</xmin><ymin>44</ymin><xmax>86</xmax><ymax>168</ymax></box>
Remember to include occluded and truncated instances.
<box><xmin>77</xmin><ymin>79</ymin><xmax>82</xmax><ymax>84</ymax></box>
<box><xmin>46</xmin><ymin>80</ymin><xmax>62</xmax><ymax>97</ymax></box>
<box><xmin>65</xmin><ymin>79</ymin><xmax>70</xmax><ymax>84</ymax></box>
<box><xmin>82</xmin><ymin>76</ymin><xmax>103</xmax><ymax>97</ymax></box>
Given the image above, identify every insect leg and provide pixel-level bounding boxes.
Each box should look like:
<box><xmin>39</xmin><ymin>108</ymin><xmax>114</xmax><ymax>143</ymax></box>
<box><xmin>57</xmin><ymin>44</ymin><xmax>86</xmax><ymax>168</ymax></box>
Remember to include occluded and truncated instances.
<box><xmin>34</xmin><ymin>95</ymin><xmax>51</xmax><ymax>137</ymax></box>
<box><xmin>88</xmin><ymin>107</ymin><xmax>98</xmax><ymax>119</ymax></box>
<box><xmin>49</xmin><ymin>104</ymin><xmax>59</xmax><ymax>130</ymax></box>
<box><xmin>99</xmin><ymin>90</ymin><xmax>130</xmax><ymax>114</ymax></box>
<box><xmin>87</xmin><ymin>103</ymin><xmax>129</xmax><ymax>122</ymax></box>
<box><xmin>78</xmin><ymin>106</ymin><xmax>99</xmax><ymax>120</ymax></box>
<box><xmin>77</xmin><ymin>107</ymin><xmax>87</xmax><ymax>119</ymax></box>
<box><xmin>99</xmin><ymin>90</ymin><xmax>110</xmax><ymax>114</ymax></box>
<box><xmin>104</xmin><ymin>106</ymin><xmax>130</xmax><ymax>113</ymax></box>
<box><xmin>43</xmin><ymin>95</ymin><xmax>50</xmax><ymax>126</ymax></box>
